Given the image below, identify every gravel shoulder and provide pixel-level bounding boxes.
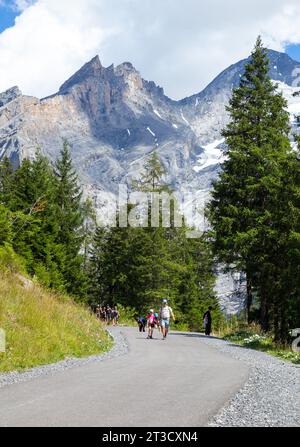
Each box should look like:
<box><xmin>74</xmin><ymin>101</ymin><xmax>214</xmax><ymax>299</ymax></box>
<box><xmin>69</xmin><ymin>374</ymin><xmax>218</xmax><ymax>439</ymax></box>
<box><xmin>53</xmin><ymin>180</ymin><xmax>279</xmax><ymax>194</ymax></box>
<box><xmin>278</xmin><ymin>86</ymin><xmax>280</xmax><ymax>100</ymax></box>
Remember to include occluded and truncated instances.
<box><xmin>0</xmin><ymin>328</ymin><xmax>128</xmax><ymax>389</ymax></box>
<box><xmin>201</xmin><ymin>336</ymin><xmax>300</xmax><ymax>427</ymax></box>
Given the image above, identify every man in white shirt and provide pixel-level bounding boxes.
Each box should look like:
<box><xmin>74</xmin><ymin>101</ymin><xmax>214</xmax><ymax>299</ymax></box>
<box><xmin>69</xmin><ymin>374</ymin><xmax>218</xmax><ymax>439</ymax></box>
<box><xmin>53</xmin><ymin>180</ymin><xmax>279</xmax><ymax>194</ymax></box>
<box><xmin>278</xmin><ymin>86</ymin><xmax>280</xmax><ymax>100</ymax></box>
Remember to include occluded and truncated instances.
<box><xmin>159</xmin><ymin>299</ymin><xmax>175</xmax><ymax>340</ymax></box>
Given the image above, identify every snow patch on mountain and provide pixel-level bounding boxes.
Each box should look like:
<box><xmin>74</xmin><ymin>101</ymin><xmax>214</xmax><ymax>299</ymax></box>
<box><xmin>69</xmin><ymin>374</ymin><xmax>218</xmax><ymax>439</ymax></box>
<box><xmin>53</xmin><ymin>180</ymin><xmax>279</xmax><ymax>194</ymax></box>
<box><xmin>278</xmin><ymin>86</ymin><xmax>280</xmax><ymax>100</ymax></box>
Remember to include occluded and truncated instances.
<box><xmin>274</xmin><ymin>80</ymin><xmax>300</xmax><ymax>124</ymax></box>
<box><xmin>180</xmin><ymin>110</ymin><xmax>190</xmax><ymax>126</ymax></box>
<box><xmin>154</xmin><ymin>109</ymin><xmax>162</xmax><ymax>119</ymax></box>
<box><xmin>193</xmin><ymin>138</ymin><xmax>226</xmax><ymax>172</ymax></box>
<box><xmin>147</xmin><ymin>127</ymin><xmax>156</xmax><ymax>137</ymax></box>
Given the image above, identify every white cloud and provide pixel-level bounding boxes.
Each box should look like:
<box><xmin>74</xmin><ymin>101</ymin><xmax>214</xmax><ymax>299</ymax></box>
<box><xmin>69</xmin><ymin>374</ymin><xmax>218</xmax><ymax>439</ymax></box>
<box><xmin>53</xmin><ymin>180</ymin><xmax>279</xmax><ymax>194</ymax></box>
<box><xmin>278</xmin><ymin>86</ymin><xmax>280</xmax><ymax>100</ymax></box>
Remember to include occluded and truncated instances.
<box><xmin>13</xmin><ymin>1</ymin><xmax>37</xmax><ymax>12</ymax></box>
<box><xmin>0</xmin><ymin>0</ymin><xmax>35</xmax><ymax>12</ymax></box>
<box><xmin>0</xmin><ymin>0</ymin><xmax>300</xmax><ymax>99</ymax></box>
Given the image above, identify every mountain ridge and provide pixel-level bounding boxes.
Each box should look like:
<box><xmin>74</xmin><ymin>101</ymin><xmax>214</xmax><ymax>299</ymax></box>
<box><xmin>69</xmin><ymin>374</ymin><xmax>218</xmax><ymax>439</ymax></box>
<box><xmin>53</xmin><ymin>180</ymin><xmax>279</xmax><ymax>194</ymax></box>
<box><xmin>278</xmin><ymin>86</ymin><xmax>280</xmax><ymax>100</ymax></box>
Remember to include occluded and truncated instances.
<box><xmin>1</xmin><ymin>48</ymin><xmax>299</xmax><ymax>314</ymax></box>
<box><xmin>1</xmin><ymin>48</ymin><xmax>299</xmax><ymax>206</ymax></box>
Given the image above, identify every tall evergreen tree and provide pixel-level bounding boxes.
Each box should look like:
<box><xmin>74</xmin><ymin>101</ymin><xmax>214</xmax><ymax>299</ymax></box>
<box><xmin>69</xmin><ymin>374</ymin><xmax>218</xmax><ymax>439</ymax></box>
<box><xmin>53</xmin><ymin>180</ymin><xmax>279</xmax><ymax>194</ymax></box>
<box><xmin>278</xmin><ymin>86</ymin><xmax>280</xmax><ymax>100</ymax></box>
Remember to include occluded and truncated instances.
<box><xmin>54</xmin><ymin>141</ymin><xmax>86</xmax><ymax>297</ymax></box>
<box><xmin>0</xmin><ymin>156</ymin><xmax>14</xmax><ymax>208</ymax></box>
<box><xmin>0</xmin><ymin>157</ymin><xmax>14</xmax><ymax>245</ymax></box>
<box><xmin>207</xmin><ymin>37</ymin><xmax>300</xmax><ymax>341</ymax></box>
<box><xmin>7</xmin><ymin>154</ymin><xmax>53</xmax><ymax>272</ymax></box>
<box><xmin>0</xmin><ymin>146</ymin><xmax>93</xmax><ymax>298</ymax></box>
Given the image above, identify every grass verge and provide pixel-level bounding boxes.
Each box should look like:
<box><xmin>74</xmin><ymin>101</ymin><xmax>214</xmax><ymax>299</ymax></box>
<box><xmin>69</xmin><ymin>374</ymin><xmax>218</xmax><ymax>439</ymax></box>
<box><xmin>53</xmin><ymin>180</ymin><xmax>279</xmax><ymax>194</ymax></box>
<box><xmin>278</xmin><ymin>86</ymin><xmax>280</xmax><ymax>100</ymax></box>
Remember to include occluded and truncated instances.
<box><xmin>0</xmin><ymin>272</ymin><xmax>112</xmax><ymax>373</ymax></box>
<box><xmin>223</xmin><ymin>324</ymin><xmax>300</xmax><ymax>365</ymax></box>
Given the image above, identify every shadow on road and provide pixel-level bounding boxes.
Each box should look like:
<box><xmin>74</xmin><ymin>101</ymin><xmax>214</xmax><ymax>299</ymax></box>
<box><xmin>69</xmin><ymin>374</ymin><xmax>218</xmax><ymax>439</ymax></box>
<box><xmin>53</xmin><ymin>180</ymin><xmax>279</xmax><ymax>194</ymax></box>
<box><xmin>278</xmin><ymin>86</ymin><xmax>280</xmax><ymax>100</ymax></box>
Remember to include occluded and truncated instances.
<box><xmin>135</xmin><ymin>331</ymin><xmax>251</xmax><ymax>348</ymax></box>
<box><xmin>169</xmin><ymin>332</ymin><xmax>220</xmax><ymax>340</ymax></box>
<box><xmin>135</xmin><ymin>336</ymin><xmax>164</xmax><ymax>341</ymax></box>
<box><xmin>170</xmin><ymin>332</ymin><xmax>262</xmax><ymax>352</ymax></box>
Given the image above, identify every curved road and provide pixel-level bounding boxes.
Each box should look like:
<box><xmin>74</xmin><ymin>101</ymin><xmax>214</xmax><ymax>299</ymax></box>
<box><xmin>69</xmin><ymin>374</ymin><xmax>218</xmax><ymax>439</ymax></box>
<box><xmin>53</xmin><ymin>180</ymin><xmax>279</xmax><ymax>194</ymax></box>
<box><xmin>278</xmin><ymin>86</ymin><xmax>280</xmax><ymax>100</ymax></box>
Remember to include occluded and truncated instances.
<box><xmin>0</xmin><ymin>327</ymin><xmax>249</xmax><ymax>427</ymax></box>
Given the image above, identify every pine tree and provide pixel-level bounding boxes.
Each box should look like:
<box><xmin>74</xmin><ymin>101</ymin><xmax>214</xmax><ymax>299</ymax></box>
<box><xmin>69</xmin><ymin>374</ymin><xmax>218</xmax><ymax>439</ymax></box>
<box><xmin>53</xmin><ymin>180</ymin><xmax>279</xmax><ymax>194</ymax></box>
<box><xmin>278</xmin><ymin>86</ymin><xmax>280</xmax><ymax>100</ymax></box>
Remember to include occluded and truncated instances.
<box><xmin>285</xmin><ymin>124</ymin><xmax>300</xmax><ymax>337</ymax></box>
<box><xmin>2</xmin><ymin>151</ymin><xmax>63</xmax><ymax>287</ymax></box>
<box><xmin>54</xmin><ymin>141</ymin><xmax>86</xmax><ymax>297</ymax></box>
<box><xmin>0</xmin><ymin>157</ymin><xmax>14</xmax><ymax>207</ymax></box>
<box><xmin>54</xmin><ymin>142</ymin><xmax>83</xmax><ymax>246</ymax></box>
<box><xmin>0</xmin><ymin>157</ymin><xmax>14</xmax><ymax>245</ymax></box>
<box><xmin>88</xmin><ymin>226</ymin><xmax>108</xmax><ymax>304</ymax></box>
<box><xmin>133</xmin><ymin>151</ymin><xmax>168</xmax><ymax>193</ymax></box>
<box><xmin>8</xmin><ymin>155</ymin><xmax>51</xmax><ymax>272</ymax></box>
<box><xmin>0</xmin><ymin>204</ymin><xmax>12</xmax><ymax>244</ymax></box>
<box><xmin>0</xmin><ymin>146</ymin><xmax>91</xmax><ymax>298</ymax></box>
<box><xmin>207</xmin><ymin>37</ymin><xmax>299</xmax><ymax>341</ymax></box>
<box><xmin>29</xmin><ymin>150</ymin><xmax>66</xmax><ymax>289</ymax></box>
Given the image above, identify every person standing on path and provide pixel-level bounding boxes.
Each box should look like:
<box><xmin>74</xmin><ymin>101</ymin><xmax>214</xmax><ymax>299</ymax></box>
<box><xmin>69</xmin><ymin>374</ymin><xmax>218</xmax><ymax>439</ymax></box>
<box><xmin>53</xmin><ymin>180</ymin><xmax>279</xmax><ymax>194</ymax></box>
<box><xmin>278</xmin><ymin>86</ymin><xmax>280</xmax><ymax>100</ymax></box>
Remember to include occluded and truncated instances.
<box><xmin>146</xmin><ymin>309</ymin><xmax>156</xmax><ymax>339</ymax></box>
<box><xmin>96</xmin><ymin>306</ymin><xmax>101</xmax><ymax>320</ymax></box>
<box><xmin>137</xmin><ymin>316</ymin><xmax>147</xmax><ymax>332</ymax></box>
<box><xmin>106</xmin><ymin>306</ymin><xmax>112</xmax><ymax>325</ymax></box>
<box><xmin>159</xmin><ymin>299</ymin><xmax>175</xmax><ymax>340</ymax></box>
<box><xmin>203</xmin><ymin>307</ymin><xmax>213</xmax><ymax>336</ymax></box>
<box><xmin>112</xmin><ymin>306</ymin><xmax>119</xmax><ymax>326</ymax></box>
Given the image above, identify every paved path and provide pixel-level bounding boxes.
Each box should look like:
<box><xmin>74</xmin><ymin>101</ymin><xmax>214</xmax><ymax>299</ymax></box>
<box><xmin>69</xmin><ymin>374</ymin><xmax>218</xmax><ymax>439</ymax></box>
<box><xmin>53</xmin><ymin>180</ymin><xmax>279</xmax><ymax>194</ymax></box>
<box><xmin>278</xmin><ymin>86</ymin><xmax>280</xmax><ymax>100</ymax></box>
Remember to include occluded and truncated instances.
<box><xmin>0</xmin><ymin>327</ymin><xmax>249</xmax><ymax>427</ymax></box>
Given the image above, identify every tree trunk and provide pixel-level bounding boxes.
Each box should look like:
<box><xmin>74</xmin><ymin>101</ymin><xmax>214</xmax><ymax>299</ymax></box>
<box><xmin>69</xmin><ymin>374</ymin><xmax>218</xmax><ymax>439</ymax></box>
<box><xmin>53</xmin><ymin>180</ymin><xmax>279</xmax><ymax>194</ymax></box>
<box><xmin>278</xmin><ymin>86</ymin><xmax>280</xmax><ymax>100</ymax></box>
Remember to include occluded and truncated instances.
<box><xmin>279</xmin><ymin>298</ymin><xmax>288</xmax><ymax>345</ymax></box>
<box><xmin>273</xmin><ymin>299</ymin><xmax>280</xmax><ymax>344</ymax></box>
<box><xmin>260</xmin><ymin>291</ymin><xmax>269</xmax><ymax>333</ymax></box>
<box><xmin>246</xmin><ymin>277</ymin><xmax>253</xmax><ymax>324</ymax></box>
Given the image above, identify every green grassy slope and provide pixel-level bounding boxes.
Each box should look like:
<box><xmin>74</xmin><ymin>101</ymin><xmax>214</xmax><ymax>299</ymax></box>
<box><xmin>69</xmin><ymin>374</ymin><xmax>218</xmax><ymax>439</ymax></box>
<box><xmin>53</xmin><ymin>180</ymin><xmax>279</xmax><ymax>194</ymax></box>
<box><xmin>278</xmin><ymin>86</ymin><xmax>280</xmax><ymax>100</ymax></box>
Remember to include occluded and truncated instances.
<box><xmin>0</xmin><ymin>269</ymin><xmax>112</xmax><ymax>373</ymax></box>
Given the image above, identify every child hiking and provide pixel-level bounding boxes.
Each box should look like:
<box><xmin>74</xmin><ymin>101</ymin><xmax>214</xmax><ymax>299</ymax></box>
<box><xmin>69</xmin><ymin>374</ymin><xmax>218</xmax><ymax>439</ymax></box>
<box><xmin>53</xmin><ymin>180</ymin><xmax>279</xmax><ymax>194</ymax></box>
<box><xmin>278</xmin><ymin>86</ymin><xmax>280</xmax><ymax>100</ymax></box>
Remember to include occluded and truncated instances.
<box><xmin>146</xmin><ymin>309</ymin><xmax>156</xmax><ymax>339</ymax></box>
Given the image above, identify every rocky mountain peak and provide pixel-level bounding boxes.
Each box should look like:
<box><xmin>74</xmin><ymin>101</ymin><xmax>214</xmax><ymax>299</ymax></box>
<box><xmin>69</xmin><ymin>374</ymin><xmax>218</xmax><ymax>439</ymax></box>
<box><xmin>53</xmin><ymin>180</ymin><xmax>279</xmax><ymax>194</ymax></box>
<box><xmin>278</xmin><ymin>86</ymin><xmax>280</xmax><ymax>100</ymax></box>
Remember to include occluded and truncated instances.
<box><xmin>58</xmin><ymin>55</ymin><xmax>103</xmax><ymax>94</ymax></box>
<box><xmin>267</xmin><ymin>49</ymin><xmax>300</xmax><ymax>86</ymax></box>
<box><xmin>0</xmin><ymin>86</ymin><xmax>22</xmax><ymax>107</ymax></box>
<box><xmin>115</xmin><ymin>61</ymin><xmax>136</xmax><ymax>74</ymax></box>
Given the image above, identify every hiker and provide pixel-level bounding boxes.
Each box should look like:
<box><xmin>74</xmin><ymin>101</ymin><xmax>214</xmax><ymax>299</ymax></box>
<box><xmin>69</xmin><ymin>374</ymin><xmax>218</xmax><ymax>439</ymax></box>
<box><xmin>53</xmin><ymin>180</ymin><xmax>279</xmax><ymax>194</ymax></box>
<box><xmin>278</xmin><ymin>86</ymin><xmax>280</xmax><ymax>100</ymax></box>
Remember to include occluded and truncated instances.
<box><xmin>112</xmin><ymin>306</ymin><xmax>119</xmax><ymax>326</ymax></box>
<box><xmin>100</xmin><ymin>307</ymin><xmax>105</xmax><ymax>321</ymax></box>
<box><xmin>154</xmin><ymin>312</ymin><xmax>160</xmax><ymax>333</ymax></box>
<box><xmin>159</xmin><ymin>299</ymin><xmax>175</xmax><ymax>340</ymax></box>
<box><xmin>203</xmin><ymin>306</ymin><xmax>213</xmax><ymax>336</ymax></box>
<box><xmin>106</xmin><ymin>306</ymin><xmax>112</xmax><ymax>324</ymax></box>
<box><xmin>137</xmin><ymin>316</ymin><xmax>147</xmax><ymax>332</ymax></box>
<box><xmin>146</xmin><ymin>309</ymin><xmax>156</xmax><ymax>339</ymax></box>
<box><xmin>100</xmin><ymin>306</ymin><xmax>105</xmax><ymax>321</ymax></box>
<box><xmin>96</xmin><ymin>306</ymin><xmax>101</xmax><ymax>319</ymax></box>
<box><xmin>100</xmin><ymin>307</ymin><xmax>106</xmax><ymax>321</ymax></box>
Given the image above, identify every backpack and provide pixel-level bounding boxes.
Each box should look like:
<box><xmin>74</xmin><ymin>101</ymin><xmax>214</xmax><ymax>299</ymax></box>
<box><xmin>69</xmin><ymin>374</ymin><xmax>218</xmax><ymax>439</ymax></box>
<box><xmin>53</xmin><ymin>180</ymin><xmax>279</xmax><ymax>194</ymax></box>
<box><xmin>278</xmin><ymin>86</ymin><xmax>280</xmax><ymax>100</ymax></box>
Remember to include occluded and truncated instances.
<box><xmin>147</xmin><ymin>313</ymin><xmax>155</xmax><ymax>324</ymax></box>
<box><xmin>161</xmin><ymin>306</ymin><xmax>171</xmax><ymax>319</ymax></box>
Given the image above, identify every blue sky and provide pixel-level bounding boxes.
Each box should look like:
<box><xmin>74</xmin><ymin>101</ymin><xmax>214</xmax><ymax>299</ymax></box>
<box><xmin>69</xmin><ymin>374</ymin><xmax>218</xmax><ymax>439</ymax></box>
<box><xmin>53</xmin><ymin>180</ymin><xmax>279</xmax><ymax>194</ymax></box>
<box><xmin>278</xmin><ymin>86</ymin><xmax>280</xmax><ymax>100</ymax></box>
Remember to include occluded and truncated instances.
<box><xmin>0</xmin><ymin>3</ymin><xmax>19</xmax><ymax>33</ymax></box>
<box><xmin>286</xmin><ymin>44</ymin><xmax>300</xmax><ymax>62</ymax></box>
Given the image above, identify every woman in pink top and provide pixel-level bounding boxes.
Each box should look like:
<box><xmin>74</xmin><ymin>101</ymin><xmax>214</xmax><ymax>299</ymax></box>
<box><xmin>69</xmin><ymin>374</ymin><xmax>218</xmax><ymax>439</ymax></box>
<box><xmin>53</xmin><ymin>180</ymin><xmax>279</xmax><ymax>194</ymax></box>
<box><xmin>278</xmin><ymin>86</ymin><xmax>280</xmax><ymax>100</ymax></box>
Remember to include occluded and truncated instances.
<box><xmin>146</xmin><ymin>309</ymin><xmax>156</xmax><ymax>339</ymax></box>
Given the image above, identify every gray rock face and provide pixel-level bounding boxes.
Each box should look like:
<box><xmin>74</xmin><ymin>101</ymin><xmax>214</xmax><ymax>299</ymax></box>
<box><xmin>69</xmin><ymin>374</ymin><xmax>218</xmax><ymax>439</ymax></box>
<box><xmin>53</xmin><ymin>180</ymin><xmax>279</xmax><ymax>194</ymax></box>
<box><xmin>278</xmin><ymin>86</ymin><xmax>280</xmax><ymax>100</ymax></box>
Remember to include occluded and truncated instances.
<box><xmin>0</xmin><ymin>50</ymin><xmax>298</xmax><ymax>191</ymax></box>
<box><xmin>0</xmin><ymin>49</ymin><xmax>299</xmax><ymax>314</ymax></box>
<box><xmin>0</xmin><ymin>86</ymin><xmax>22</xmax><ymax>108</ymax></box>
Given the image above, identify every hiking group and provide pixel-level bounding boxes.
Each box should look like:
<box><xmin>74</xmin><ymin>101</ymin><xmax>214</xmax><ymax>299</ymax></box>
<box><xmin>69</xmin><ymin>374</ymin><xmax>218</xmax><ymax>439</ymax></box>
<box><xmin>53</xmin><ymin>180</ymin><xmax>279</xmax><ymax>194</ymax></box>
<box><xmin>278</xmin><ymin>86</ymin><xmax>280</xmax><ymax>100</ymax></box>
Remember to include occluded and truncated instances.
<box><xmin>137</xmin><ymin>299</ymin><xmax>175</xmax><ymax>340</ymax></box>
<box><xmin>96</xmin><ymin>305</ymin><xmax>119</xmax><ymax>326</ymax></box>
<box><xmin>138</xmin><ymin>301</ymin><xmax>213</xmax><ymax>339</ymax></box>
